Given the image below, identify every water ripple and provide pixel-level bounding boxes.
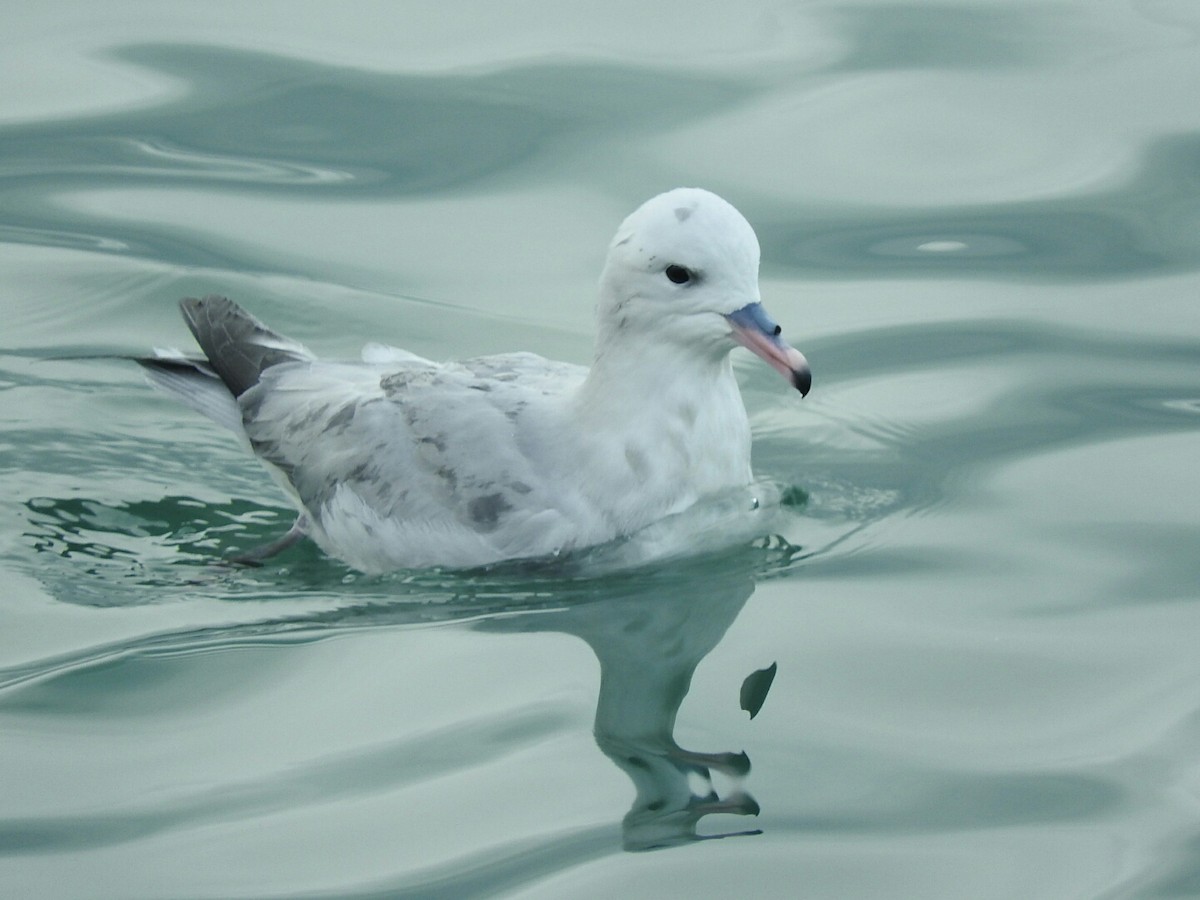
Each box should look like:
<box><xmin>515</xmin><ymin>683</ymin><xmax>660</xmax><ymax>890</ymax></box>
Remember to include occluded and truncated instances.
<box><xmin>0</xmin><ymin>705</ymin><xmax>573</xmax><ymax>855</ymax></box>
<box><xmin>754</xmin><ymin>133</ymin><xmax>1200</xmax><ymax>280</ymax></box>
<box><xmin>0</xmin><ymin>43</ymin><xmax>756</xmax><ymax>199</ymax></box>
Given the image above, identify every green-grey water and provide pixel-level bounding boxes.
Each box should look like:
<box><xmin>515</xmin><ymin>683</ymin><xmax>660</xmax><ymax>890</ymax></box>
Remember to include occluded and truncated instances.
<box><xmin>4</xmin><ymin>2</ymin><xmax>1200</xmax><ymax>897</ymax></box>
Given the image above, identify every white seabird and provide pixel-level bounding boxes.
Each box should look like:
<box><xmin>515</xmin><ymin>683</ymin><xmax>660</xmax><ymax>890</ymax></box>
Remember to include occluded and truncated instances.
<box><xmin>140</xmin><ymin>188</ymin><xmax>811</xmax><ymax>571</ymax></box>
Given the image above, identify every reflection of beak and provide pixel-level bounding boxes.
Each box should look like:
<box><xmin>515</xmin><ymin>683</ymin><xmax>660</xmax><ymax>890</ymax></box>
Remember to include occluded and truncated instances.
<box><xmin>725</xmin><ymin>302</ymin><xmax>811</xmax><ymax>396</ymax></box>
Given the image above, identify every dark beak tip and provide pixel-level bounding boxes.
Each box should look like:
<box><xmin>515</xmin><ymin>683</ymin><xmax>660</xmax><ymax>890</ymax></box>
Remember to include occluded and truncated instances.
<box><xmin>793</xmin><ymin>367</ymin><xmax>812</xmax><ymax>397</ymax></box>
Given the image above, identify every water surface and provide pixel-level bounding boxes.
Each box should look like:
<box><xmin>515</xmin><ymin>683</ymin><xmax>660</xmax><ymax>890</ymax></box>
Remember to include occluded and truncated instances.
<box><xmin>4</xmin><ymin>3</ymin><xmax>1200</xmax><ymax>897</ymax></box>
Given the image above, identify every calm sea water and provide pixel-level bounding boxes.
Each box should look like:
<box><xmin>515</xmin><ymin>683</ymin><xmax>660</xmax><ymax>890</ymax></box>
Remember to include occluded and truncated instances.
<box><xmin>4</xmin><ymin>2</ymin><xmax>1200</xmax><ymax>897</ymax></box>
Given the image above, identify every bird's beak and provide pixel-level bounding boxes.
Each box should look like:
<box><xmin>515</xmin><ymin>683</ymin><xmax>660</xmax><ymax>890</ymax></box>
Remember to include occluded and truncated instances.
<box><xmin>725</xmin><ymin>302</ymin><xmax>811</xmax><ymax>396</ymax></box>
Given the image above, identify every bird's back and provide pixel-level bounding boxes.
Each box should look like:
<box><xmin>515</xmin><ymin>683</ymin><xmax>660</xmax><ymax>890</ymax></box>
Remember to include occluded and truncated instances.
<box><xmin>239</xmin><ymin>351</ymin><xmax>594</xmax><ymax>570</ymax></box>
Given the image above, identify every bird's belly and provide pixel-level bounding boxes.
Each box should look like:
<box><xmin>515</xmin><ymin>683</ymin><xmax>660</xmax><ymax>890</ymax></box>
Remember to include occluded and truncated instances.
<box><xmin>309</xmin><ymin>485</ymin><xmax>582</xmax><ymax>572</ymax></box>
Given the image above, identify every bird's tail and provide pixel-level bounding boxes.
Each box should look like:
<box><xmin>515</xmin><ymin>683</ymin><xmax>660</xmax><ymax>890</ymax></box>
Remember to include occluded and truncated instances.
<box><xmin>179</xmin><ymin>295</ymin><xmax>313</xmax><ymax>398</ymax></box>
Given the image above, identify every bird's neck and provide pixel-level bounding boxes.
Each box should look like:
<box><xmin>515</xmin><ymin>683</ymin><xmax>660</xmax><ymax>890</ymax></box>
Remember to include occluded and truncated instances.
<box><xmin>578</xmin><ymin>333</ymin><xmax>734</xmax><ymax>417</ymax></box>
<box><xmin>568</xmin><ymin>335</ymin><xmax>753</xmax><ymax>526</ymax></box>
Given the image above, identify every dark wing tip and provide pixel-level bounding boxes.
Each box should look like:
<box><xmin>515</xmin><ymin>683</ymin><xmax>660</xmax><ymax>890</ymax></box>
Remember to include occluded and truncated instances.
<box><xmin>177</xmin><ymin>295</ymin><xmax>309</xmax><ymax>397</ymax></box>
<box><xmin>178</xmin><ymin>294</ymin><xmax>237</xmax><ymax>337</ymax></box>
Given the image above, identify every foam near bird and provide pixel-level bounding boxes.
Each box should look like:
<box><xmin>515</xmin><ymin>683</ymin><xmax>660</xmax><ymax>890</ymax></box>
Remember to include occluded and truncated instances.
<box><xmin>140</xmin><ymin>188</ymin><xmax>811</xmax><ymax>571</ymax></box>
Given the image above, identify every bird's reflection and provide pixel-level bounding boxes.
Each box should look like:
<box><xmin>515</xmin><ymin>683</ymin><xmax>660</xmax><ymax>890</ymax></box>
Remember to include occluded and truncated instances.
<box><xmin>473</xmin><ymin>556</ymin><xmax>767</xmax><ymax>850</ymax></box>
<box><xmin>8</xmin><ymin>529</ymin><xmax>795</xmax><ymax>855</ymax></box>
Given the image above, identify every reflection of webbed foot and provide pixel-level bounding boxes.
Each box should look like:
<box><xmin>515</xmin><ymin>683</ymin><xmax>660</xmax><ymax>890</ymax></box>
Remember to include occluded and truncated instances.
<box><xmin>615</xmin><ymin>741</ymin><xmax>762</xmax><ymax>851</ymax></box>
<box><xmin>623</xmin><ymin>785</ymin><xmax>762</xmax><ymax>851</ymax></box>
<box><xmin>673</xmin><ymin>748</ymin><xmax>751</xmax><ymax>778</ymax></box>
<box><xmin>691</xmin><ymin>788</ymin><xmax>760</xmax><ymax>818</ymax></box>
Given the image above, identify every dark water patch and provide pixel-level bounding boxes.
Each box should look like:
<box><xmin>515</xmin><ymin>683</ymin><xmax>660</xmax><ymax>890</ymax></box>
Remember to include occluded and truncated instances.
<box><xmin>0</xmin><ymin>222</ymin><xmax>132</xmax><ymax>254</ymax></box>
<box><xmin>1129</xmin><ymin>831</ymin><xmax>1200</xmax><ymax>898</ymax></box>
<box><xmin>4</xmin><ymin>424</ymin><xmax>241</xmax><ymax>480</ymax></box>
<box><xmin>16</xmin><ymin>493</ymin><xmax>320</xmax><ymax>605</ymax></box>
<box><xmin>0</xmin><ymin>639</ymin><xmax>287</xmax><ymax>718</ymax></box>
<box><xmin>758</xmin><ymin>133</ymin><xmax>1200</xmax><ymax>281</ymax></box>
<box><xmin>0</xmin><ymin>43</ymin><xmax>757</xmax><ymax>271</ymax></box>
<box><xmin>755</xmin><ymin>320</ymin><xmax>1200</xmax><ymax>576</ymax></box>
<box><xmin>0</xmin><ymin>704</ymin><xmax>572</xmax><ymax>855</ymax></box>
<box><xmin>825</xmin><ymin>4</ymin><xmax>1088</xmax><ymax>72</ymax></box>
<box><xmin>1053</xmin><ymin>523</ymin><xmax>1200</xmax><ymax>609</ymax></box>
<box><xmin>806</xmin><ymin>318</ymin><xmax>1200</xmax><ymax>385</ymax></box>
<box><xmin>0</xmin><ymin>204</ymin><xmax>261</xmax><ymax>270</ymax></box>
<box><xmin>778</xmin><ymin>769</ymin><xmax>1125</xmax><ymax>835</ymax></box>
<box><xmin>272</xmin><ymin>825</ymin><xmax>620</xmax><ymax>900</ymax></box>
<box><xmin>25</xmin><ymin>494</ymin><xmax>290</xmax><ymax>557</ymax></box>
<box><xmin>0</xmin><ymin>43</ymin><xmax>754</xmax><ymax>199</ymax></box>
<box><xmin>776</xmin><ymin>542</ymin><xmax>971</xmax><ymax>583</ymax></box>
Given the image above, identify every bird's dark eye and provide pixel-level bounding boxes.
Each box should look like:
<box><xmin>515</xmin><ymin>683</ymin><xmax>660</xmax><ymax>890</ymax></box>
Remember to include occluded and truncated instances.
<box><xmin>665</xmin><ymin>264</ymin><xmax>692</xmax><ymax>285</ymax></box>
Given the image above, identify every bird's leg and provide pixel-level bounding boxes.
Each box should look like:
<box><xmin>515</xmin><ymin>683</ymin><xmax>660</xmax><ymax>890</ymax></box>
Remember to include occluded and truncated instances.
<box><xmin>228</xmin><ymin>515</ymin><xmax>308</xmax><ymax>566</ymax></box>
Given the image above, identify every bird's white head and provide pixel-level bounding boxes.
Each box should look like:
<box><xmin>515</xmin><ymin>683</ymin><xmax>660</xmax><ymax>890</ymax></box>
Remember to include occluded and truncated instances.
<box><xmin>597</xmin><ymin>188</ymin><xmax>810</xmax><ymax>395</ymax></box>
